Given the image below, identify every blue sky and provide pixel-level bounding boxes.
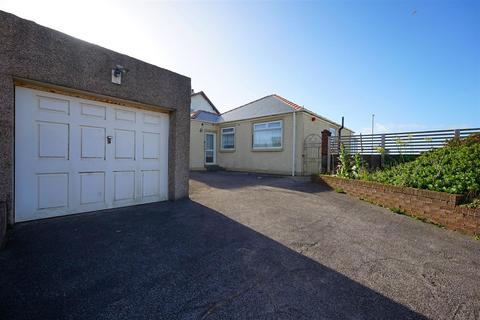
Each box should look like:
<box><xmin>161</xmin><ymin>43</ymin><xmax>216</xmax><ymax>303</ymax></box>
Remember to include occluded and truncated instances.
<box><xmin>2</xmin><ymin>0</ymin><xmax>479</xmax><ymax>133</ymax></box>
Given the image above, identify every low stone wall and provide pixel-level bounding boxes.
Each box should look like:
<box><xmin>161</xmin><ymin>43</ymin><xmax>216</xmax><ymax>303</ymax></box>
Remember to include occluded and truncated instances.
<box><xmin>312</xmin><ymin>175</ymin><xmax>479</xmax><ymax>236</ymax></box>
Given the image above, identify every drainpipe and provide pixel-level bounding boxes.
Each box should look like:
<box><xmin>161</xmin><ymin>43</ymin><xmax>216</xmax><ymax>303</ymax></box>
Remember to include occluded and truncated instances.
<box><xmin>338</xmin><ymin>116</ymin><xmax>344</xmax><ymax>140</ymax></box>
<box><xmin>337</xmin><ymin>116</ymin><xmax>344</xmax><ymax>153</ymax></box>
<box><xmin>292</xmin><ymin>109</ymin><xmax>296</xmax><ymax>176</ymax></box>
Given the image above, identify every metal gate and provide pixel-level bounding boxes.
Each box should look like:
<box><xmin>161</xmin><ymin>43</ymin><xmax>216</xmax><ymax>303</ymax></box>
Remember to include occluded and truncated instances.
<box><xmin>303</xmin><ymin>134</ymin><xmax>322</xmax><ymax>175</ymax></box>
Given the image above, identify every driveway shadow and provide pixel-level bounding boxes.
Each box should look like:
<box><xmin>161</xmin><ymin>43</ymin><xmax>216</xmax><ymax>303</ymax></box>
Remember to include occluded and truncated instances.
<box><xmin>0</xmin><ymin>200</ymin><xmax>425</xmax><ymax>319</ymax></box>
<box><xmin>190</xmin><ymin>170</ymin><xmax>331</xmax><ymax>194</ymax></box>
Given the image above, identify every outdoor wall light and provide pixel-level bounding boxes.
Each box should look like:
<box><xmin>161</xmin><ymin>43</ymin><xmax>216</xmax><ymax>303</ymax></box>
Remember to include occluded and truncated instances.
<box><xmin>111</xmin><ymin>65</ymin><xmax>129</xmax><ymax>85</ymax></box>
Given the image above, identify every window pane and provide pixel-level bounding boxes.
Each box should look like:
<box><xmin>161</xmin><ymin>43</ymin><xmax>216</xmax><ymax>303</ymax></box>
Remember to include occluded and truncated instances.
<box><xmin>222</xmin><ymin>133</ymin><xmax>235</xmax><ymax>149</ymax></box>
<box><xmin>205</xmin><ymin>134</ymin><xmax>214</xmax><ymax>150</ymax></box>
<box><xmin>205</xmin><ymin>150</ymin><xmax>214</xmax><ymax>163</ymax></box>
<box><xmin>222</xmin><ymin>128</ymin><xmax>234</xmax><ymax>133</ymax></box>
<box><xmin>268</xmin><ymin>122</ymin><xmax>281</xmax><ymax>129</ymax></box>
<box><xmin>253</xmin><ymin>128</ymin><xmax>282</xmax><ymax>148</ymax></box>
<box><xmin>254</xmin><ymin>123</ymin><xmax>267</xmax><ymax>130</ymax></box>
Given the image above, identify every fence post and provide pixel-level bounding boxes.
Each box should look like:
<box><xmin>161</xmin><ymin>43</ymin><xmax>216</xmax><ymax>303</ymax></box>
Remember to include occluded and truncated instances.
<box><xmin>327</xmin><ymin>136</ymin><xmax>331</xmax><ymax>173</ymax></box>
<box><xmin>454</xmin><ymin>129</ymin><xmax>460</xmax><ymax>140</ymax></box>
<box><xmin>380</xmin><ymin>134</ymin><xmax>386</xmax><ymax>168</ymax></box>
<box><xmin>359</xmin><ymin>133</ymin><xmax>363</xmax><ymax>154</ymax></box>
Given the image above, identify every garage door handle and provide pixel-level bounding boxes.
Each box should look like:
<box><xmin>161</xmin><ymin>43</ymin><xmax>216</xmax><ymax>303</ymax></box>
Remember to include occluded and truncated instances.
<box><xmin>107</xmin><ymin>136</ymin><xmax>113</xmax><ymax>144</ymax></box>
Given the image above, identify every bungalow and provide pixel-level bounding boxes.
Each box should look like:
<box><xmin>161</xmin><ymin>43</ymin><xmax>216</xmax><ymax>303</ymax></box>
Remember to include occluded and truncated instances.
<box><xmin>190</xmin><ymin>92</ymin><xmax>353</xmax><ymax>175</ymax></box>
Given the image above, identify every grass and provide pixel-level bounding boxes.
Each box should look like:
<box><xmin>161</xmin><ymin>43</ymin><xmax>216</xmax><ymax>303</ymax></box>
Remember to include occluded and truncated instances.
<box><xmin>334</xmin><ymin>188</ymin><xmax>345</xmax><ymax>194</ymax></box>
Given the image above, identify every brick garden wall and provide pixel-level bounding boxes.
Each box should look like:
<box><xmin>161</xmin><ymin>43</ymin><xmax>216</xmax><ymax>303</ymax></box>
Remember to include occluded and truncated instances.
<box><xmin>312</xmin><ymin>175</ymin><xmax>479</xmax><ymax>236</ymax></box>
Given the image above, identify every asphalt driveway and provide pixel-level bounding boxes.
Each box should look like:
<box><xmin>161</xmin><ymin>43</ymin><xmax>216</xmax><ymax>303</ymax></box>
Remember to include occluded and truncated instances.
<box><xmin>1</xmin><ymin>171</ymin><xmax>479</xmax><ymax>319</ymax></box>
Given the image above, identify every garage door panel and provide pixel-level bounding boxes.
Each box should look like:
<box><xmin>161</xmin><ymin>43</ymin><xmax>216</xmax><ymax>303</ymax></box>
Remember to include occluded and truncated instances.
<box><xmin>80</xmin><ymin>126</ymin><xmax>106</xmax><ymax>159</ymax></box>
<box><xmin>80</xmin><ymin>103</ymin><xmax>106</xmax><ymax>120</ymax></box>
<box><xmin>37</xmin><ymin>121</ymin><xmax>70</xmax><ymax>159</ymax></box>
<box><xmin>115</xmin><ymin>109</ymin><xmax>136</xmax><ymax>122</ymax></box>
<box><xmin>80</xmin><ymin>172</ymin><xmax>105</xmax><ymax>205</ymax></box>
<box><xmin>143</xmin><ymin>113</ymin><xmax>161</xmax><ymax>125</ymax></box>
<box><xmin>114</xmin><ymin>171</ymin><xmax>136</xmax><ymax>201</ymax></box>
<box><xmin>38</xmin><ymin>96</ymin><xmax>70</xmax><ymax>115</ymax></box>
<box><xmin>37</xmin><ymin>173</ymin><xmax>69</xmax><ymax>210</ymax></box>
<box><xmin>142</xmin><ymin>170</ymin><xmax>160</xmax><ymax>198</ymax></box>
<box><xmin>114</xmin><ymin>129</ymin><xmax>136</xmax><ymax>159</ymax></box>
<box><xmin>15</xmin><ymin>86</ymin><xmax>169</xmax><ymax>222</ymax></box>
<box><xmin>142</xmin><ymin>132</ymin><xmax>161</xmax><ymax>159</ymax></box>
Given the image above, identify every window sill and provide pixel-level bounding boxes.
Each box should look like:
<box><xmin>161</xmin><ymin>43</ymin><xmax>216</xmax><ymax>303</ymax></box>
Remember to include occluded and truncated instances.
<box><xmin>251</xmin><ymin>147</ymin><xmax>283</xmax><ymax>152</ymax></box>
<box><xmin>219</xmin><ymin>149</ymin><xmax>236</xmax><ymax>153</ymax></box>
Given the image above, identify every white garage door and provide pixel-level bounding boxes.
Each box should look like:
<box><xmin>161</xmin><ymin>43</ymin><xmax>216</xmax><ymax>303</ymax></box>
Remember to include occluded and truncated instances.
<box><xmin>15</xmin><ymin>87</ymin><xmax>169</xmax><ymax>222</ymax></box>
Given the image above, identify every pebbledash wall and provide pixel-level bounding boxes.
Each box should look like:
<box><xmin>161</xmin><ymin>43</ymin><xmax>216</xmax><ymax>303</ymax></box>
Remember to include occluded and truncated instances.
<box><xmin>313</xmin><ymin>176</ymin><xmax>480</xmax><ymax>236</ymax></box>
<box><xmin>0</xmin><ymin>11</ymin><xmax>191</xmax><ymax>247</ymax></box>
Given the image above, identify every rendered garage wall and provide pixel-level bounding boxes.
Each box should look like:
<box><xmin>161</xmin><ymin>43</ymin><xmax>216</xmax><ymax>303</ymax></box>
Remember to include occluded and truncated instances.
<box><xmin>0</xmin><ymin>11</ymin><xmax>191</xmax><ymax>236</ymax></box>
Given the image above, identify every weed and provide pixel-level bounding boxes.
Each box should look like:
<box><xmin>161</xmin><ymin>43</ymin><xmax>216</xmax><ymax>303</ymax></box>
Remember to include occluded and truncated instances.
<box><xmin>389</xmin><ymin>207</ymin><xmax>445</xmax><ymax>229</ymax></box>
<box><xmin>334</xmin><ymin>188</ymin><xmax>345</xmax><ymax>194</ymax></box>
<box><xmin>359</xmin><ymin>197</ymin><xmax>378</xmax><ymax>206</ymax></box>
<box><xmin>390</xmin><ymin>207</ymin><xmax>406</xmax><ymax>215</ymax></box>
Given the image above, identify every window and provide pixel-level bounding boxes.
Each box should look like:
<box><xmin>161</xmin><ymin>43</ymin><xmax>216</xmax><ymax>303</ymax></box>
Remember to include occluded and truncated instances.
<box><xmin>329</xmin><ymin>128</ymin><xmax>336</xmax><ymax>136</ymax></box>
<box><xmin>221</xmin><ymin>127</ymin><xmax>235</xmax><ymax>150</ymax></box>
<box><xmin>253</xmin><ymin>120</ymin><xmax>282</xmax><ymax>149</ymax></box>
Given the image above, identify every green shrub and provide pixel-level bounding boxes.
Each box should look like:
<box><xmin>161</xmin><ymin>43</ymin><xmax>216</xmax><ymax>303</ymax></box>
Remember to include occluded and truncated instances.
<box><xmin>366</xmin><ymin>134</ymin><xmax>480</xmax><ymax>197</ymax></box>
<box><xmin>462</xmin><ymin>198</ymin><xmax>480</xmax><ymax>209</ymax></box>
<box><xmin>337</xmin><ymin>144</ymin><xmax>352</xmax><ymax>178</ymax></box>
<box><xmin>337</xmin><ymin>145</ymin><xmax>368</xmax><ymax>180</ymax></box>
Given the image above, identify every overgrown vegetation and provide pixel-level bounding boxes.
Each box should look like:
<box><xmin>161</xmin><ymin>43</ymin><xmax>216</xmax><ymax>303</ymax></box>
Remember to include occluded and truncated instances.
<box><xmin>335</xmin><ymin>134</ymin><xmax>480</xmax><ymax>200</ymax></box>
<box><xmin>461</xmin><ymin>198</ymin><xmax>480</xmax><ymax>209</ymax></box>
<box><xmin>390</xmin><ymin>207</ymin><xmax>406</xmax><ymax>215</ymax></box>
<box><xmin>334</xmin><ymin>188</ymin><xmax>345</xmax><ymax>194</ymax></box>
<box><xmin>337</xmin><ymin>144</ymin><xmax>352</xmax><ymax>178</ymax></box>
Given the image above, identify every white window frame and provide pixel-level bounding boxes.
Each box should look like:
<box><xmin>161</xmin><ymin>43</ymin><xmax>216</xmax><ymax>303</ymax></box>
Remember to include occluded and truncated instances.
<box><xmin>220</xmin><ymin>127</ymin><xmax>235</xmax><ymax>150</ymax></box>
<box><xmin>252</xmin><ymin>120</ymin><xmax>283</xmax><ymax>150</ymax></box>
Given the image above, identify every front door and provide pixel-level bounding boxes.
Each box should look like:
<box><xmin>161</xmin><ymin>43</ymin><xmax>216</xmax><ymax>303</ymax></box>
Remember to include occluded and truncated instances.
<box><xmin>204</xmin><ymin>133</ymin><xmax>216</xmax><ymax>165</ymax></box>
